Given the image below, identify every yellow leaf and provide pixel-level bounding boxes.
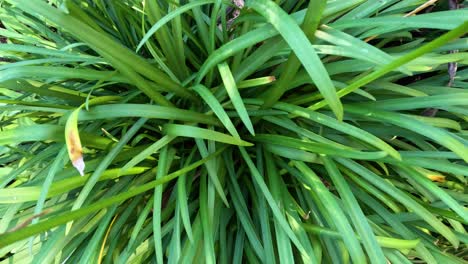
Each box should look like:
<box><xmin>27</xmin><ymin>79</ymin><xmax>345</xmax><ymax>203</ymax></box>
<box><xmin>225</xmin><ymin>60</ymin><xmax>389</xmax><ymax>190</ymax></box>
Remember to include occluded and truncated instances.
<box><xmin>65</xmin><ymin>109</ymin><xmax>85</xmax><ymax>176</ymax></box>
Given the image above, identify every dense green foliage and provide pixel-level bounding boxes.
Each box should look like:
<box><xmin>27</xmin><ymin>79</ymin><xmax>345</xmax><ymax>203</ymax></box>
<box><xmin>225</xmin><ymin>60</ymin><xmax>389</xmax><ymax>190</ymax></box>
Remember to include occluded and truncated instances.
<box><xmin>0</xmin><ymin>0</ymin><xmax>467</xmax><ymax>263</ymax></box>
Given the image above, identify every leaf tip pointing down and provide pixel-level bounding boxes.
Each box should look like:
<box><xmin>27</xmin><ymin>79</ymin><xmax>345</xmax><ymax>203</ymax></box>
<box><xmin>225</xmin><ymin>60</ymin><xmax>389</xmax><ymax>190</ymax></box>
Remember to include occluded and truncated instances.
<box><xmin>73</xmin><ymin>156</ymin><xmax>85</xmax><ymax>176</ymax></box>
<box><xmin>66</xmin><ymin>130</ymin><xmax>85</xmax><ymax>176</ymax></box>
<box><xmin>65</xmin><ymin>109</ymin><xmax>86</xmax><ymax>176</ymax></box>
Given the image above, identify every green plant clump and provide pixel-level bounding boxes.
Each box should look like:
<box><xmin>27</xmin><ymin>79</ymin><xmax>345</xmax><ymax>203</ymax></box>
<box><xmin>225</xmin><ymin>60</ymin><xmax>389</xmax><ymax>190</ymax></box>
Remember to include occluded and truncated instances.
<box><xmin>0</xmin><ymin>0</ymin><xmax>467</xmax><ymax>263</ymax></box>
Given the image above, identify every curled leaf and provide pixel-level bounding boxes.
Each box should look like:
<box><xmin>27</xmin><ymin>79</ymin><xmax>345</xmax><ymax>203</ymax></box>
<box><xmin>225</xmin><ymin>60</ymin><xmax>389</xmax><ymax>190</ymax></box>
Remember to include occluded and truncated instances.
<box><xmin>63</xmin><ymin>97</ymin><xmax>120</xmax><ymax>176</ymax></box>
<box><xmin>65</xmin><ymin>108</ymin><xmax>85</xmax><ymax>176</ymax></box>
